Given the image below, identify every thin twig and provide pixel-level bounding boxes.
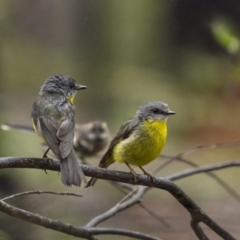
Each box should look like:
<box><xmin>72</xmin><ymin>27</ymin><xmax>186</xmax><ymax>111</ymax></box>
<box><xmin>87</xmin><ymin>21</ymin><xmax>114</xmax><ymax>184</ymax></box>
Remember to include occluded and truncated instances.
<box><xmin>190</xmin><ymin>219</ymin><xmax>210</xmax><ymax>240</ymax></box>
<box><xmin>0</xmin><ymin>200</ymin><xmax>161</xmax><ymax>240</ymax></box>
<box><xmin>167</xmin><ymin>160</ymin><xmax>240</xmax><ymax>181</ymax></box>
<box><xmin>86</xmin><ymin>186</ymin><xmax>146</xmax><ymax>227</ymax></box>
<box><xmin>88</xmin><ymin>228</ymin><xmax>162</xmax><ymax>240</ymax></box>
<box><xmin>1</xmin><ymin>190</ymin><xmax>82</xmax><ymax>202</ymax></box>
<box><xmin>154</xmin><ymin>140</ymin><xmax>240</xmax><ymax>174</ymax></box>
<box><xmin>138</xmin><ymin>202</ymin><xmax>170</xmax><ymax>228</ymax></box>
<box><xmin>178</xmin><ymin>141</ymin><xmax>240</xmax><ymax>156</ymax></box>
<box><xmin>88</xmin><ymin>181</ymin><xmax>169</xmax><ymax>228</ymax></box>
<box><xmin>0</xmin><ymin>199</ymin><xmax>94</xmax><ymax>239</ymax></box>
<box><xmin>174</xmin><ymin>157</ymin><xmax>240</xmax><ymax>203</ymax></box>
<box><xmin>110</xmin><ymin>182</ymin><xmax>169</xmax><ymax>226</ymax></box>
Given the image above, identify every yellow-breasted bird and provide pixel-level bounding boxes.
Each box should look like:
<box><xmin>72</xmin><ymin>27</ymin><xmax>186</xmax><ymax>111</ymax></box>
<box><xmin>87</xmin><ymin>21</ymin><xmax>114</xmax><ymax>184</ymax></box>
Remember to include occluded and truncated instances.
<box><xmin>1</xmin><ymin>121</ymin><xmax>110</xmax><ymax>162</ymax></box>
<box><xmin>31</xmin><ymin>75</ymin><xmax>87</xmax><ymax>187</ymax></box>
<box><xmin>87</xmin><ymin>101</ymin><xmax>175</xmax><ymax>187</ymax></box>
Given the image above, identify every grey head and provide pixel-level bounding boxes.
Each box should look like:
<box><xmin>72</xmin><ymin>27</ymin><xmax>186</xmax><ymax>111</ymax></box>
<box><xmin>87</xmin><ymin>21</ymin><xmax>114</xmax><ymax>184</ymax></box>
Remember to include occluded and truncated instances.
<box><xmin>39</xmin><ymin>75</ymin><xmax>87</xmax><ymax>98</ymax></box>
<box><xmin>136</xmin><ymin>101</ymin><xmax>175</xmax><ymax>121</ymax></box>
<box><xmin>88</xmin><ymin>121</ymin><xmax>109</xmax><ymax>142</ymax></box>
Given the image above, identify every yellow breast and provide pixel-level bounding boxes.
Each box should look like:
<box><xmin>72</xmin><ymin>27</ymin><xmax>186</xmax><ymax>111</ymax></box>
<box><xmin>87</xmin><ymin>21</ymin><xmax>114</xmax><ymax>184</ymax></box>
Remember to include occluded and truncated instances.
<box><xmin>113</xmin><ymin>119</ymin><xmax>167</xmax><ymax>166</ymax></box>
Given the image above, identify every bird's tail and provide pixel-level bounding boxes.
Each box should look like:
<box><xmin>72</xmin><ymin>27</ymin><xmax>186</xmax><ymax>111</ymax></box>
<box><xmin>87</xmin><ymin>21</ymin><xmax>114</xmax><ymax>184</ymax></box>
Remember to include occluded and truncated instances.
<box><xmin>60</xmin><ymin>149</ymin><xmax>87</xmax><ymax>187</ymax></box>
<box><xmin>86</xmin><ymin>157</ymin><xmax>113</xmax><ymax>187</ymax></box>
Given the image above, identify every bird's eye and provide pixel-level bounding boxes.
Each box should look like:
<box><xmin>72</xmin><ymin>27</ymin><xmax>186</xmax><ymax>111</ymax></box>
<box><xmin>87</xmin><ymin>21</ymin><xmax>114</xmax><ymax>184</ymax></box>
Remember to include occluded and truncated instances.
<box><xmin>69</xmin><ymin>82</ymin><xmax>75</xmax><ymax>89</ymax></box>
<box><xmin>152</xmin><ymin>108</ymin><xmax>159</xmax><ymax>114</ymax></box>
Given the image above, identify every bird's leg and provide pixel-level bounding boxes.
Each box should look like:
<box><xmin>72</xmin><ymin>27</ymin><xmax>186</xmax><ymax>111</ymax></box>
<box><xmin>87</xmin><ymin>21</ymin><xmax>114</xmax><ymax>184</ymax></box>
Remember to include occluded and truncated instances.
<box><xmin>42</xmin><ymin>147</ymin><xmax>51</xmax><ymax>174</ymax></box>
<box><xmin>139</xmin><ymin>166</ymin><xmax>156</xmax><ymax>183</ymax></box>
<box><xmin>42</xmin><ymin>147</ymin><xmax>50</xmax><ymax>159</ymax></box>
<box><xmin>125</xmin><ymin>163</ymin><xmax>138</xmax><ymax>183</ymax></box>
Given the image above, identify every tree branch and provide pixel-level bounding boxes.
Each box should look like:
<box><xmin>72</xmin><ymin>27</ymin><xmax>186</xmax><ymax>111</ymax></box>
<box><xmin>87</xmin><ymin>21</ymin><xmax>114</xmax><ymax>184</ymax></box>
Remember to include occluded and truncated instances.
<box><xmin>0</xmin><ymin>199</ymin><xmax>94</xmax><ymax>239</ymax></box>
<box><xmin>166</xmin><ymin>160</ymin><xmax>240</xmax><ymax>181</ymax></box>
<box><xmin>154</xmin><ymin>140</ymin><xmax>240</xmax><ymax>174</ymax></box>
<box><xmin>86</xmin><ymin>186</ymin><xmax>146</xmax><ymax>227</ymax></box>
<box><xmin>190</xmin><ymin>219</ymin><xmax>210</xmax><ymax>240</ymax></box>
<box><xmin>88</xmin><ymin>228</ymin><xmax>162</xmax><ymax>240</ymax></box>
<box><xmin>1</xmin><ymin>190</ymin><xmax>82</xmax><ymax>202</ymax></box>
<box><xmin>0</xmin><ymin>156</ymin><xmax>237</xmax><ymax>240</ymax></box>
<box><xmin>167</xmin><ymin>156</ymin><xmax>240</xmax><ymax>203</ymax></box>
<box><xmin>0</xmin><ymin>199</ymin><xmax>161</xmax><ymax>240</ymax></box>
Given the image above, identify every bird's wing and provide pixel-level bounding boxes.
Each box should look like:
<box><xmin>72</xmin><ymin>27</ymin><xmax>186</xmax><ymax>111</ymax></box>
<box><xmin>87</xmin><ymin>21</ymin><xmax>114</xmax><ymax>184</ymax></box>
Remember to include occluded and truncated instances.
<box><xmin>110</xmin><ymin>118</ymin><xmax>138</xmax><ymax>147</ymax></box>
<box><xmin>98</xmin><ymin>116</ymin><xmax>139</xmax><ymax>167</ymax></box>
<box><xmin>57</xmin><ymin>118</ymin><xmax>75</xmax><ymax>159</ymax></box>
<box><xmin>38</xmin><ymin>117</ymin><xmax>60</xmax><ymax>156</ymax></box>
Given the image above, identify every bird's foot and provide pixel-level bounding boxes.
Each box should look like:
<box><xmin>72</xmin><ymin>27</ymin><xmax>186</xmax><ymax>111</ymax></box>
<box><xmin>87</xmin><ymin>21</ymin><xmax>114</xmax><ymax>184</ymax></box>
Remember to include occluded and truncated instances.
<box><xmin>131</xmin><ymin>172</ymin><xmax>138</xmax><ymax>183</ymax></box>
<box><xmin>42</xmin><ymin>148</ymin><xmax>53</xmax><ymax>174</ymax></box>
<box><xmin>139</xmin><ymin>166</ymin><xmax>156</xmax><ymax>183</ymax></box>
<box><xmin>125</xmin><ymin>163</ymin><xmax>139</xmax><ymax>183</ymax></box>
<box><xmin>145</xmin><ymin>172</ymin><xmax>156</xmax><ymax>183</ymax></box>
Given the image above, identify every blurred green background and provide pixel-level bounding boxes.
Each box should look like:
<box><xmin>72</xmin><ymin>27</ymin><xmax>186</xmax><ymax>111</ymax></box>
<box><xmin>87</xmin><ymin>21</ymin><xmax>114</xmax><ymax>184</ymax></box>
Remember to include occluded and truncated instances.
<box><xmin>1</xmin><ymin>0</ymin><xmax>240</xmax><ymax>239</ymax></box>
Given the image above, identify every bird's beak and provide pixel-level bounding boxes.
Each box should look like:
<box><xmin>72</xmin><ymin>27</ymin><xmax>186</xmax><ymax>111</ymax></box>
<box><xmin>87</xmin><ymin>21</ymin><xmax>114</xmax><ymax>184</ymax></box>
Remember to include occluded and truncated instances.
<box><xmin>76</xmin><ymin>84</ymin><xmax>87</xmax><ymax>90</ymax></box>
<box><xmin>166</xmin><ymin>110</ymin><xmax>176</xmax><ymax>115</ymax></box>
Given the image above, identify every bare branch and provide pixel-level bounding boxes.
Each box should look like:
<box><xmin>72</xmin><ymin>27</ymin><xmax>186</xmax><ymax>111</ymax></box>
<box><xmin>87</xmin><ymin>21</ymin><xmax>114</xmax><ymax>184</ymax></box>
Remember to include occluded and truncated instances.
<box><xmin>178</xmin><ymin>141</ymin><xmax>240</xmax><ymax>156</ymax></box>
<box><xmin>87</xmin><ymin>181</ymin><xmax>169</xmax><ymax>228</ymax></box>
<box><xmin>138</xmin><ymin>202</ymin><xmax>170</xmax><ymax>228</ymax></box>
<box><xmin>190</xmin><ymin>220</ymin><xmax>210</xmax><ymax>240</ymax></box>
<box><xmin>0</xmin><ymin>157</ymin><xmax>237</xmax><ymax>240</ymax></box>
<box><xmin>1</xmin><ymin>190</ymin><xmax>82</xmax><ymax>202</ymax></box>
<box><xmin>86</xmin><ymin>186</ymin><xmax>146</xmax><ymax>227</ymax></box>
<box><xmin>167</xmin><ymin>160</ymin><xmax>240</xmax><ymax>181</ymax></box>
<box><xmin>0</xmin><ymin>199</ymin><xmax>94</xmax><ymax>239</ymax></box>
<box><xmin>94</xmin><ymin>154</ymin><xmax>240</xmax><ymax>229</ymax></box>
<box><xmin>154</xmin><ymin>140</ymin><xmax>240</xmax><ymax>174</ymax></box>
<box><xmin>167</xmin><ymin>157</ymin><xmax>240</xmax><ymax>203</ymax></box>
<box><xmin>109</xmin><ymin>182</ymin><xmax>169</xmax><ymax>226</ymax></box>
<box><xmin>88</xmin><ymin>228</ymin><xmax>163</xmax><ymax>240</ymax></box>
<box><xmin>0</xmin><ymin>157</ymin><xmax>59</xmax><ymax>171</ymax></box>
<box><xmin>0</xmin><ymin>199</ymin><xmax>162</xmax><ymax>240</ymax></box>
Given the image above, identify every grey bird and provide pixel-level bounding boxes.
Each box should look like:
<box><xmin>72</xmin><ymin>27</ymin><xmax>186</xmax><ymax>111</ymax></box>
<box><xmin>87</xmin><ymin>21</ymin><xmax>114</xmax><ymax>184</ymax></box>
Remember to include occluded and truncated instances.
<box><xmin>73</xmin><ymin>121</ymin><xmax>110</xmax><ymax>160</ymax></box>
<box><xmin>31</xmin><ymin>75</ymin><xmax>87</xmax><ymax>187</ymax></box>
